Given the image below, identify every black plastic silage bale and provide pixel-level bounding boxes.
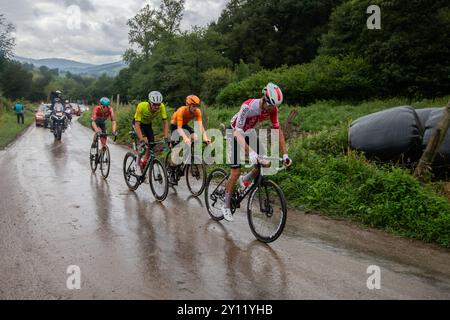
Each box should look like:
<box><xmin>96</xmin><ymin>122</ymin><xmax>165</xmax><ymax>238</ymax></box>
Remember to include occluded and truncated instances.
<box><xmin>416</xmin><ymin>108</ymin><xmax>441</xmax><ymax>133</ymax></box>
<box><xmin>349</xmin><ymin>106</ymin><xmax>422</xmax><ymax>160</ymax></box>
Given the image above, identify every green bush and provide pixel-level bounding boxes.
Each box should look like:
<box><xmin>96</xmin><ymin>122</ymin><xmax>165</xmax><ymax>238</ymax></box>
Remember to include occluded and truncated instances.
<box><xmin>0</xmin><ymin>96</ymin><xmax>11</xmax><ymax>112</ymax></box>
<box><xmin>216</xmin><ymin>55</ymin><xmax>373</xmax><ymax>106</ymax></box>
<box><xmin>201</xmin><ymin>68</ymin><xmax>234</xmax><ymax>105</ymax></box>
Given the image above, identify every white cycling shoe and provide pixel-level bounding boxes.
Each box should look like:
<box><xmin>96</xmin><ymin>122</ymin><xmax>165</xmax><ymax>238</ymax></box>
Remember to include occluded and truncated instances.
<box><xmin>221</xmin><ymin>206</ymin><xmax>234</xmax><ymax>222</ymax></box>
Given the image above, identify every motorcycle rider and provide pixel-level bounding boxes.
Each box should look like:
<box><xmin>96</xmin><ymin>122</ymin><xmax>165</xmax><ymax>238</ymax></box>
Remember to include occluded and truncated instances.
<box><xmin>50</xmin><ymin>90</ymin><xmax>64</xmax><ymax>110</ymax></box>
<box><xmin>64</xmin><ymin>99</ymin><xmax>72</xmax><ymax>124</ymax></box>
<box><xmin>49</xmin><ymin>90</ymin><xmax>65</xmax><ymax>131</ymax></box>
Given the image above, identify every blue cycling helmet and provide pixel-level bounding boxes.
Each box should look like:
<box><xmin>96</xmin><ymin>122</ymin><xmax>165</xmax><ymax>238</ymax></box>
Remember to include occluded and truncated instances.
<box><xmin>100</xmin><ymin>97</ymin><xmax>110</xmax><ymax>106</ymax></box>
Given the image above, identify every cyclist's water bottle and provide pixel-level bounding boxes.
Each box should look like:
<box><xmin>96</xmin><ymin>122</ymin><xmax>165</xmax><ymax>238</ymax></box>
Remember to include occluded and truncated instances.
<box><xmin>140</xmin><ymin>157</ymin><xmax>148</xmax><ymax>169</ymax></box>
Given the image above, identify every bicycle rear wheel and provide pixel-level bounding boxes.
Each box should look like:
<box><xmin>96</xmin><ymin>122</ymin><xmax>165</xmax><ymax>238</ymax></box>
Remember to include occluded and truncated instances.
<box><xmin>204</xmin><ymin>168</ymin><xmax>228</xmax><ymax>221</ymax></box>
<box><xmin>186</xmin><ymin>157</ymin><xmax>206</xmax><ymax>196</ymax></box>
<box><xmin>247</xmin><ymin>179</ymin><xmax>287</xmax><ymax>243</ymax></box>
<box><xmin>149</xmin><ymin>159</ymin><xmax>169</xmax><ymax>201</ymax></box>
<box><xmin>100</xmin><ymin>146</ymin><xmax>111</xmax><ymax>179</ymax></box>
<box><xmin>123</xmin><ymin>152</ymin><xmax>140</xmax><ymax>191</ymax></box>
<box><xmin>164</xmin><ymin>150</ymin><xmax>176</xmax><ymax>186</ymax></box>
<box><xmin>90</xmin><ymin>143</ymin><xmax>99</xmax><ymax>173</ymax></box>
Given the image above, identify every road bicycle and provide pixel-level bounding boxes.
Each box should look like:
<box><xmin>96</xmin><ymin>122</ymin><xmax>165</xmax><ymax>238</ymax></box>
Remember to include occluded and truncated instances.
<box><xmin>164</xmin><ymin>141</ymin><xmax>207</xmax><ymax>197</ymax></box>
<box><xmin>90</xmin><ymin>132</ymin><xmax>117</xmax><ymax>179</ymax></box>
<box><xmin>123</xmin><ymin>140</ymin><xmax>169</xmax><ymax>202</ymax></box>
<box><xmin>204</xmin><ymin>157</ymin><xmax>287</xmax><ymax>243</ymax></box>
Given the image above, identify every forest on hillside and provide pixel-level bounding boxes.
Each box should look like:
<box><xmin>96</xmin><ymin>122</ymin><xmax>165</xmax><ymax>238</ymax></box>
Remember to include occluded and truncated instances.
<box><xmin>1</xmin><ymin>0</ymin><xmax>449</xmax><ymax>106</ymax></box>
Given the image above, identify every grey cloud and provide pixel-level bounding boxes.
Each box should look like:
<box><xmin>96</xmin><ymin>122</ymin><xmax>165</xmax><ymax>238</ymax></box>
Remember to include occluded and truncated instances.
<box><xmin>1</xmin><ymin>0</ymin><xmax>35</xmax><ymax>21</ymax></box>
<box><xmin>61</xmin><ymin>0</ymin><xmax>96</xmax><ymax>12</ymax></box>
<box><xmin>1</xmin><ymin>0</ymin><xmax>229</xmax><ymax>64</ymax></box>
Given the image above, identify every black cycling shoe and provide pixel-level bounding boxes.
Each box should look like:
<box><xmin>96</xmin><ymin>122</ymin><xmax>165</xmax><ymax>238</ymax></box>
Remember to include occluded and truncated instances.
<box><xmin>167</xmin><ymin>169</ymin><xmax>178</xmax><ymax>186</ymax></box>
<box><xmin>170</xmin><ymin>177</ymin><xmax>178</xmax><ymax>185</ymax></box>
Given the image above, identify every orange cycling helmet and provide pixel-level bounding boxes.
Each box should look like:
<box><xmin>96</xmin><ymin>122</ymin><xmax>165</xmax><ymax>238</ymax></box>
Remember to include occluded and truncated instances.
<box><xmin>186</xmin><ymin>95</ymin><xmax>201</xmax><ymax>106</ymax></box>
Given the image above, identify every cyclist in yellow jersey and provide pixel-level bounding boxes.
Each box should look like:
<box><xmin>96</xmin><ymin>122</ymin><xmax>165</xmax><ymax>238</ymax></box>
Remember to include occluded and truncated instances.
<box><xmin>134</xmin><ymin>91</ymin><xmax>170</xmax><ymax>170</ymax></box>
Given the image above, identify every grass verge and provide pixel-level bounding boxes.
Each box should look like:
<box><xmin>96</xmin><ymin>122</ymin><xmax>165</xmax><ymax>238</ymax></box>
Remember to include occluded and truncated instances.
<box><xmin>0</xmin><ymin>109</ymin><xmax>35</xmax><ymax>149</ymax></box>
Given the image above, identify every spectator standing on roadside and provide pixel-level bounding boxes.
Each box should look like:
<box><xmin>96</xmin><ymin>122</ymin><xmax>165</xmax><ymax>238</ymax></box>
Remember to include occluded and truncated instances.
<box><xmin>13</xmin><ymin>100</ymin><xmax>25</xmax><ymax>124</ymax></box>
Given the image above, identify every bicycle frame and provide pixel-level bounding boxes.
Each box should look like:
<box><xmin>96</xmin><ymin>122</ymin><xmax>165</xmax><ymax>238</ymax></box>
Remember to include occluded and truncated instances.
<box><xmin>211</xmin><ymin>156</ymin><xmax>285</xmax><ymax>210</ymax></box>
<box><xmin>209</xmin><ymin>164</ymin><xmax>265</xmax><ymax>210</ymax></box>
<box><xmin>234</xmin><ymin>169</ymin><xmax>264</xmax><ymax>205</ymax></box>
<box><xmin>96</xmin><ymin>134</ymin><xmax>108</xmax><ymax>150</ymax></box>
<box><xmin>129</xmin><ymin>141</ymin><xmax>166</xmax><ymax>181</ymax></box>
<box><xmin>168</xmin><ymin>142</ymin><xmax>201</xmax><ymax>174</ymax></box>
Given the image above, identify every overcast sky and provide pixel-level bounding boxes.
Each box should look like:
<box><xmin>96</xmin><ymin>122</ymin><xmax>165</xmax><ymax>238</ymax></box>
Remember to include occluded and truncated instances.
<box><xmin>0</xmin><ymin>0</ymin><xmax>228</xmax><ymax>65</ymax></box>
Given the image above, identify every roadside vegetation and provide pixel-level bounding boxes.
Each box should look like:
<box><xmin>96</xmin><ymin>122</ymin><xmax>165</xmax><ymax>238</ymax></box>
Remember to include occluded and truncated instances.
<box><xmin>0</xmin><ymin>97</ymin><xmax>35</xmax><ymax>148</ymax></box>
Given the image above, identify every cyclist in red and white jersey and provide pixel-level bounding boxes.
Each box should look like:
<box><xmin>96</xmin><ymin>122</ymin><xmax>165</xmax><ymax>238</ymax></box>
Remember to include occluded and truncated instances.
<box><xmin>222</xmin><ymin>82</ymin><xmax>292</xmax><ymax>222</ymax></box>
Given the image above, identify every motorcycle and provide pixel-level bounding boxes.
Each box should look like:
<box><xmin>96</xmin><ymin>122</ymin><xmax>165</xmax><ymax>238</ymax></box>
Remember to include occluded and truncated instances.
<box><xmin>51</xmin><ymin>103</ymin><xmax>67</xmax><ymax>141</ymax></box>
<box><xmin>44</xmin><ymin>108</ymin><xmax>52</xmax><ymax>128</ymax></box>
<box><xmin>65</xmin><ymin>105</ymin><xmax>73</xmax><ymax>124</ymax></box>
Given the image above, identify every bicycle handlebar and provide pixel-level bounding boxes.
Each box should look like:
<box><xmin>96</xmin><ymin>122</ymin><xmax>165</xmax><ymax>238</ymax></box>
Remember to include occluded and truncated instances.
<box><xmin>244</xmin><ymin>156</ymin><xmax>287</xmax><ymax>171</ymax></box>
<box><xmin>97</xmin><ymin>132</ymin><xmax>118</xmax><ymax>141</ymax></box>
<box><xmin>148</xmin><ymin>140</ymin><xmax>168</xmax><ymax>146</ymax></box>
<box><xmin>167</xmin><ymin>140</ymin><xmax>209</xmax><ymax>149</ymax></box>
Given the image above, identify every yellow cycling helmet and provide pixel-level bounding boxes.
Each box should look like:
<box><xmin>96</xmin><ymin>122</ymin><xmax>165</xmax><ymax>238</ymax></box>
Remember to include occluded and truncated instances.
<box><xmin>186</xmin><ymin>95</ymin><xmax>201</xmax><ymax>106</ymax></box>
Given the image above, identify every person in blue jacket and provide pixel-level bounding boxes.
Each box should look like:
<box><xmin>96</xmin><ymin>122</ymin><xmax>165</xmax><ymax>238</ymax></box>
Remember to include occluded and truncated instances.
<box><xmin>13</xmin><ymin>100</ymin><xmax>25</xmax><ymax>124</ymax></box>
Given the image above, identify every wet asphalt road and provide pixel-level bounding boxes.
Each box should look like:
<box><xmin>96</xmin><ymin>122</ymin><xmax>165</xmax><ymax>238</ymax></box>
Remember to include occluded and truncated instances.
<box><xmin>0</xmin><ymin>118</ymin><xmax>450</xmax><ymax>300</ymax></box>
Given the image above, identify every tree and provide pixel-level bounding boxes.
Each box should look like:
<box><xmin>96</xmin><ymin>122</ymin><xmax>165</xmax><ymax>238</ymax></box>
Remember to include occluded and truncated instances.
<box><xmin>125</xmin><ymin>0</ymin><xmax>185</xmax><ymax>62</ymax></box>
<box><xmin>0</xmin><ymin>61</ymin><xmax>33</xmax><ymax>99</ymax></box>
<box><xmin>0</xmin><ymin>14</ymin><xmax>15</xmax><ymax>59</ymax></box>
<box><xmin>128</xmin><ymin>27</ymin><xmax>232</xmax><ymax>106</ymax></box>
<box><xmin>126</xmin><ymin>4</ymin><xmax>159</xmax><ymax>61</ymax></box>
<box><xmin>211</xmin><ymin>0</ymin><xmax>342</xmax><ymax>68</ymax></box>
<box><xmin>157</xmin><ymin>0</ymin><xmax>185</xmax><ymax>35</ymax></box>
<box><xmin>113</xmin><ymin>66</ymin><xmax>134</xmax><ymax>103</ymax></box>
<box><xmin>319</xmin><ymin>0</ymin><xmax>450</xmax><ymax>98</ymax></box>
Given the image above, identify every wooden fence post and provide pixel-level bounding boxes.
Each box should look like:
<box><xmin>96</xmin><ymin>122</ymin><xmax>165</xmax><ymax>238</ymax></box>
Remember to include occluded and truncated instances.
<box><xmin>201</xmin><ymin>102</ymin><xmax>208</xmax><ymax>130</ymax></box>
<box><xmin>414</xmin><ymin>100</ymin><xmax>450</xmax><ymax>182</ymax></box>
<box><xmin>282</xmin><ymin>109</ymin><xmax>300</xmax><ymax>141</ymax></box>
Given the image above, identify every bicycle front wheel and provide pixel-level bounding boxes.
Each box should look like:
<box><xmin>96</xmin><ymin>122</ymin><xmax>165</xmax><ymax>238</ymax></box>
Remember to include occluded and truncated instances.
<box><xmin>204</xmin><ymin>168</ymin><xmax>228</xmax><ymax>221</ymax></box>
<box><xmin>247</xmin><ymin>179</ymin><xmax>287</xmax><ymax>243</ymax></box>
<box><xmin>164</xmin><ymin>150</ymin><xmax>176</xmax><ymax>186</ymax></box>
<box><xmin>186</xmin><ymin>157</ymin><xmax>206</xmax><ymax>197</ymax></box>
<box><xmin>123</xmin><ymin>152</ymin><xmax>140</xmax><ymax>191</ymax></box>
<box><xmin>100</xmin><ymin>146</ymin><xmax>111</xmax><ymax>179</ymax></box>
<box><xmin>90</xmin><ymin>143</ymin><xmax>99</xmax><ymax>173</ymax></box>
<box><xmin>149</xmin><ymin>159</ymin><xmax>169</xmax><ymax>202</ymax></box>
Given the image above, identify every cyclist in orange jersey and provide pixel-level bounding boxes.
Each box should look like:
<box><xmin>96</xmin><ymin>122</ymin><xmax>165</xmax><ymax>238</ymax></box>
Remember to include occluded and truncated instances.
<box><xmin>170</xmin><ymin>95</ymin><xmax>210</xmax><ymax>146</ymax></box>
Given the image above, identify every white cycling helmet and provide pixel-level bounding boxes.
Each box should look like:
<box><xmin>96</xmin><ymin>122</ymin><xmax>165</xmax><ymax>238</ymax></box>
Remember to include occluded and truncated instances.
<box><xmin>149</xmin><ymin>91</ymin><xmax>163</xmax><ymax>104</ymax></box>
<box><xmin>262</xmin><ymin>82</ymin><xmax>283</xmax><ymax>106</ymax></box>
